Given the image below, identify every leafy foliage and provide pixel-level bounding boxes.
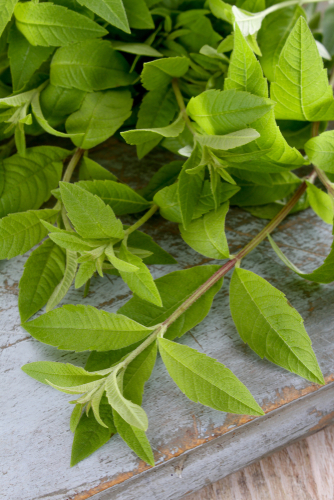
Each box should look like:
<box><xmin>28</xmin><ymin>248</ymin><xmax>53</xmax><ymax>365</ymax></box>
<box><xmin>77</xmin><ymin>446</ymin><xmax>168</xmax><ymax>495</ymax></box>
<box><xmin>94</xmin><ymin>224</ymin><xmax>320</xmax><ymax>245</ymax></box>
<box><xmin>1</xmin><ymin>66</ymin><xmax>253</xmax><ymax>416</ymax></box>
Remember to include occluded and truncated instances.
<box><xmin>0</xmin><ymin>0</ymin><xmax>329</xmax><ymax>468</ymax></box>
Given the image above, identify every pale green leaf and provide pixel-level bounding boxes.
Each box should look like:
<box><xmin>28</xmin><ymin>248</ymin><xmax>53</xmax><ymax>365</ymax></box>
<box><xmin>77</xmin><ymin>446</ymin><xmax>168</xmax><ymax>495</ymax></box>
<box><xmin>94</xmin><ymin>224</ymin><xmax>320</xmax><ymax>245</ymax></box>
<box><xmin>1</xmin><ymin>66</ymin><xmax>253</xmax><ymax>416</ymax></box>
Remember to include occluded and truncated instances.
<box><xmin>258</xmin><ymin>6</ymin><xmax>306</xmax><ymax>82</ymax></box>
<box><xmin>66</xmin><ymin>90</ymin><xmax>133</xmax><ymax>149</ymax></box>
<box><xmin>0</xmin><ymin>146</ymin><xmax>68</xmax><ymax>218</ymax></box>
<box><xmin>208</xmin><ymin>0</ymin><xmax>233</xmax><ymax>24</ymax></box>
<box><xmin>230</xmin><ymin>267</ymin><xmax>324</xmax><ymax>384</ymax></box>
<box><xmin>78</xmin><ymin>180</ymin><xmax>151</xmax><ymax>215</ymax></box>
<box><xmin>0</xmin><ymin>0</ymin><xmax>19</xmax><ymax>38</ymax></box>
<box><xmin>158</xmin><ymin>338</ymin><xmax>264</xmax><ymax>415</ymax></box>
<box><xmin>70</xmin><ymin>404</ymin><xmax>83</xmax><ymax>433</ymax></box>
<box><xmin>78</xmin><ymin>157</ymin><xmax>117</xmax><ymax>182</ymax></box>
<box><xmin>118</xmin><ymin>243</ymin><xmax>162</xmax><ymax>307</ymax></box>
<box><xmin>46</xmin><ymin>249</ymin><xmax>77</xmax><ymax>312</ymax></box>
<box><xmin>271</xmin><ymin>17</ymin><xmax>334</xmax><ymax>121</ymax></box>
<box><xmin>268</xmin><ymin>235</ymin><xmax>334</xmax><ymax>285</ymax></box>
<box><xmin>232</xmin><ymin>5</ymin><xmax>265</xmax><ymax>37</ymax></box>
<box><xmin>113</xmin><ymin>411</ymin><xmax>154</xmax><ymax>466</ymax></box>
<box><xmin>134</xmin><ymin>86</ymin><xmax>178</xmax><ymax>159</ymax></box>
<box><xmin>119</xmin><ymin>265</ymin><xmax>222</xmax><ymax>341</ymax></box>
<box><xmin>75</xmin><ymin>260</ymin><xmax>96</xmax><ymax>289</ymax></box>
<box><xmin>305</xmin><ymin>131</ymin><xmax>334</xmax><ymax>174</ymax></box>
<box><xmin>105</xmin><ymin>243</ymin><xmax>139</xmax><ymax>272</ymax></box>
<box><xmin>22</xmin><ymin>360</ymin><xmax>103</xmax><ymax>386</ymax></box>
<box><xmin>187</xmin><ymin>89</ymin><xmax>274</xmax><ymax>135</ymax></box>
<box><xmin>121</xmin><ymin>113</ymin><xmax>185</xmax><ymax>146</ymax></box>
<box><xmin>105</xmin><ymin>370</ymin><xmax>148</xmax><ymax>431</ymax></box>
<box><xmin>51</xmin><ymin>40</ymin><xmax>136</xmax><ymax>91</ymax></box>
<box><xmin>18</xmin><ymin>239</ymin><xmax>66</xmax><ymax>322</ymax></box>
<box><xmin>141</xmin><ymin>56</ymin><xmax>190</xmax><ymax>91</ymax></box>
<box><xmin>76</xmin><ymin>0</ymin><xmax>130</xmax><ymax>33</ymax></box>
<box><xmin>59</xmin><ymin>182</ymin><xmax>124</xmax><ymax>239</ymax></box>
<box><xmin>112</xmin><ymin>41</ymin><xmax>162</xmax><ymax>57</ymax></box>
<box><xmin>48</xmin><ymin>231</ymin><xmax>98</xmax><ymax>253</ymax></box>
<box><xmin>8</xmin><ymin>26</ymin><xmax>54</xmax><ymax>92</ymax></box>
<box><xmin>196</xmin><ymin>129</ymin><xmax>260</xmax><ymax>150</ymax></box>
<box><xmin>224</xmin><ymin>24</ymin><xmax>305</xmax><ymax>166</ymax></box>
<box><xmin>0</xmin><ymin>208</ymin><xmax>58</xmax><ymax>259</ymax></box>
<box><xmin>14</xmin><ymin>2</ymin><xmax>107</xmax><ymax>47</ymax></box>
<box><xmin>23</xmin><ymin>304</ymin><xmax>154</xmax><ymax>351</ymax></box>
<box><xmin>178</xmin><ymin>143</ymin><xmax>205</xmax><ymax>228</ymax></box>
<box><xmin>306</xmin><ymin>182</ymin><xmax>333</xmax><ymax>225</ymax></box>
<box><xmin>180</xmin><ymin>203</ymin><xmax>229</xmax><ymax>259</ymax></box>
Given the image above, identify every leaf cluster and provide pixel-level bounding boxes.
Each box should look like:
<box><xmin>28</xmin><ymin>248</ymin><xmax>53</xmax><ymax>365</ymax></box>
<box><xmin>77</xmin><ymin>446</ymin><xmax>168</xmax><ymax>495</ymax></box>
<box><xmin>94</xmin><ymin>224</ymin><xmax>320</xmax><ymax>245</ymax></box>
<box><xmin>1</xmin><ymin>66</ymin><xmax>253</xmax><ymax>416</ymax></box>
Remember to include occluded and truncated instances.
<box><xmin>0</xmin><ymin>0</ymin><xmax>332</xmax><ymax>469</ymax></box>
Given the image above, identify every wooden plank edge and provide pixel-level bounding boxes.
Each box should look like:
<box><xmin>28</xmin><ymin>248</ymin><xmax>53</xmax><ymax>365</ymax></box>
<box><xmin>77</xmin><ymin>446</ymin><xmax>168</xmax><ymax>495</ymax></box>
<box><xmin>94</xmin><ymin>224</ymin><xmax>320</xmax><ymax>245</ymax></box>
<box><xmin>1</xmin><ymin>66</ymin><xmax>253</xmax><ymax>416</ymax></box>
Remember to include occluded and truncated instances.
<box><xmin>68</xmin><ymin>379</ymin><xmax>334</xmax><ymax>500</ymax></box>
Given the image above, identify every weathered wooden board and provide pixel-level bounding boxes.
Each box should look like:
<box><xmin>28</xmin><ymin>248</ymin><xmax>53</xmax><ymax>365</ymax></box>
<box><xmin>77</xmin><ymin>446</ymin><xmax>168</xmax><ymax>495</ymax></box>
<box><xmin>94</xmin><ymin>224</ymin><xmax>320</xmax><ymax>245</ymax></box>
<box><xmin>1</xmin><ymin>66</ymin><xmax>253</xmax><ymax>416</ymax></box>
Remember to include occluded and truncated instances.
<box><xmin>1</xmin><ymin>139</ymin><xmax>334</xmax><ymax>500</ymax></box>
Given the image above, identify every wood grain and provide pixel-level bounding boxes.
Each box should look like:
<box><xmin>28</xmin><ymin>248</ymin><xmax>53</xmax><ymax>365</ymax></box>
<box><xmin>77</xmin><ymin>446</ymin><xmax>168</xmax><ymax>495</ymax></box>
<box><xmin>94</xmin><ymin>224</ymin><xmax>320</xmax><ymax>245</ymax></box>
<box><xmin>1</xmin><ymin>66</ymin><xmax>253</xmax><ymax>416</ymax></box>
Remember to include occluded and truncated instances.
<box><xmin>185</xmin><ymin>425</ymin><xmax>334</xmax><ymax>500</ymax></box>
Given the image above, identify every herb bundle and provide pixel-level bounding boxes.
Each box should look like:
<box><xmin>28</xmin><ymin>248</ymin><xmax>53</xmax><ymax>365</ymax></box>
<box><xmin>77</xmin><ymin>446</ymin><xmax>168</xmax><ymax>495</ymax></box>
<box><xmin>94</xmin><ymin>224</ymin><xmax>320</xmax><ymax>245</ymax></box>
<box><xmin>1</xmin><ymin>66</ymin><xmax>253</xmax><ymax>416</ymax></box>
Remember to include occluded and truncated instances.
<box><xmin>1</xmin><ymin>0</ymin><xmax>334</xmax><ymax>467</ymax></box>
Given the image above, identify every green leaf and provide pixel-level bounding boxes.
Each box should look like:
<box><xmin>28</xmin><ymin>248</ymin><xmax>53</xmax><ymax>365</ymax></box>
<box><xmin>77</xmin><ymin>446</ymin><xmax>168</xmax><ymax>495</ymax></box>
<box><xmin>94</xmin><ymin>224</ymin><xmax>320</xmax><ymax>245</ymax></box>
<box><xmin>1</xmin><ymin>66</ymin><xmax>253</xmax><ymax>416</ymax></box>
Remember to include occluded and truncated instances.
<box><xmin>78</xmin><ymin>157</ymin><xmax>117</xmax><ymax>182</ymax></box>
<box><xmin>306</xmin><ymin>182</ymin><xmax>333</xmax><ymax>225</ymax></box>
<box><xmin>112</xmin><ymin>41</ymin><xmax>163</xmax><ymax>57</ymax></box>
<box><xmin>133</xmin><ymin>86</ymin><xmax>178</xmax><ymax>159</ymax></box>
<box><xmin>0</xmin><ymin>0</ymin><xmax>18</xmax><ymax>38</ymax></box>
<box><xmin>176</xmin><ymin>13</ymin><xmax>221</xmax><ymax>53</ymax></box>
<box><xmin>18</xmin><ymin>239</ymin><xmax>66</xmax><ymax>322</ymax></box>
<box><xmin>45</xmin><ymin>249</ymin><xmax>77</xmax><ymax>312</ymax></box>
<box><xmin>141</xmin><ymin>56</ymin><xmax>190</xmax><ymax>91</ymax></box>
<box><xmin>39</xmin><ymin>84</ymin><xmax>86</xmax><ymax>128</ymax></box>
<box><xmin>8</xmin><ymin>26</ymin><xmax>54</xmax><ymax>92</ymax></box>
<box><xmin>14</xmin><ymin>2</ymin><xmax>107</xmax><ymax>47</ymax></box>
<box><xmin>271</xmin><ymin>17</ymin><xmax>334</xmax><ymax>121</ymax></box>
<box><xmin>224</xmin><ymin>24</ymin><xmax>305</xmax><ymax>166</ymax></box>
<box><xmin>119</xmin><ymin>265</ymin><xmax>222</xmax><ymax>341</ymax></box>
<box><xmin>0</xmin><ymin>146</ymin><xmax>68</xmax><ymax>218</ymax></box>
<box><xmin>268</xmin><ymin>235</ymin><xmax>334</xmax><ymax>285</ymax></box>
<box><xmin>118</xmin><ymin>243</ymin><xmax>162</xmax><ymax>307</ymax></box>
<box><xmin>154</xmin><ymin>183</ymin><xmax>182</xmax><ymax>223</ymax></box>
<box><xmin>71</xmin><ymin>396</ymin><xmax>116</xmax><ymax>466</ymax></box>
<box><xmin>77</xmin><ymin>180</ymin><xmax>150</xmax><ymax>216</ymax></box>
<box><xmin>23</xmin><ymin>304</ymin><xmax>154</xmax><ymax>351</ymax></box>
<box><xmin>51</xmin><ymin>40</ymin><xmax>137</xmax><ymax>91</ymax></box>
<box><xmin>48</xmin><ymin>230</ymin><xmax>98</xmax><ymax>253</ymax></box>
<box><xmin>141</xmin><ymin>160</ymin><xmax>183</xmax><ymax>201</ymax></box>
<box><xmin>22</xmin><ymin>360</ymin><xmax>103</xmax><ymax>386</ymax></box>
<box><xmin>180</xmin><ymin>203</ymin><xmax>229</xmax><ymax>259</ymax></box>
<box><xmin>323</xmin><ymin>5</ymin><xmax>334</xmax><ymax>57</ymax></box>
<box><xmin>187</xmin><ymin>89</ymin><xmax>274</xmax><ymax>135</ymax></box>
<box><xmin>75</xmin><ymin>260</ymin><xmax>96</xmax><ymax>289</ymax></box>
<box><xmin>126</xmin><ymin>229</ymin><xmax>177</xmax><ymax>265</ymax></box>
<box><xmin>196</xmin><ymin>129</ymin><xmax>260</xmax><ymax>150</ymax></box>
<box><xmin>70</xmin><ymin>404</ymin><xmax>83</xmax><ymax>433</ymax></box>
<box><xmin>230</xmin><ymin>171</ymin><xmax>301</xmax><ymax>206</ymax></box>
<box><xmin>193</xmin><ymin>181</ymin><xmax>240</xmax><ymax>219</ymax></box>
<box><xmin>178</xmin><ymin>143</ymin><xmax>205</xmax><ymax>228</ymax></box>
<box><xmin>305</xmin><ymin>131</ymin><xmax>334</xmax><ymax>174</ymax></box>
<box><xmin>230</xmin><ymin>267</ymin><xmax>324</xmax><ymax>384</ymax></box>
<box><xmin>66</xmin><ymin>90</ymin><xmax>133</xmax><ymax>149</ymax></box>
<box><xmin>123</xmin><ymin>0</ymin><xmax>154</xmax><ymax>29</ymax></box>
<box><xmin>76</xmin><ymin>0</ymin><xmax>130</xmax><ymax>33</ymax></box>
<box><xmin>59</xmin><ymin>182</ymin><xmax>124</xmax><ymax>239</ymax></box>
<box><xmin>158</xmin><ymin>338</ymin><xmax>264</xmax><ymax>416</ymax></box>
<box><xmin>258</xmin><ymin>6</ymin><xmax>306</xmax><ymax>82</ymax></box>
<box><xmin>105</xmin><ymin>370</ymin><xmax>148</xmax><ymax>430</ymax></box>
<box><xmin>208</xmin><ymin>0</ymin><xmax>233</xmax><ymax>24</ymax></box>
<box><xmin>105</xmin><ymin>243</ymin><xmax>139</xmax><ymax>273</ymax></box>
<box><xmin>122</xmin><ymin>113</ymin><xmax>185</xmax><ymax>146</ymax></box>
<box><xmin>113</xmin><ymin>411</ymin><xmax>154</xmax><ymax>466</ymax></box>
<box><xmin>0</xmin><ymin>208</ymin><xmax>58</xmax><ymax>259</ymax></box>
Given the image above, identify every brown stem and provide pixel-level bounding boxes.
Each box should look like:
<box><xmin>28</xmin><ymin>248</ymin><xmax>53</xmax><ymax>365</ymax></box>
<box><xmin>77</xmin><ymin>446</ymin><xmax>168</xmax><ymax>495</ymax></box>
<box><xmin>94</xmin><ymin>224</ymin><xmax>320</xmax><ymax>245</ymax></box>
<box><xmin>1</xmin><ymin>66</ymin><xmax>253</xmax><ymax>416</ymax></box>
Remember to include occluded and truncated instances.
<box><xmin>161</xmin><ymin>172</ymin><xmax>316</xmax><ymax>329</ymax></box>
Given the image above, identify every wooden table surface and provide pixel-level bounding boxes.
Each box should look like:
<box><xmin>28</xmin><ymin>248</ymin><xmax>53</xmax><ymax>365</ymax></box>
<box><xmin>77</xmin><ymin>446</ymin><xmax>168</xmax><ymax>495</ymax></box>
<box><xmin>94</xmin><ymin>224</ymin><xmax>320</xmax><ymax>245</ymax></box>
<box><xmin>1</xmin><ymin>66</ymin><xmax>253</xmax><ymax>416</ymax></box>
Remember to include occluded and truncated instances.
<box><xmin>1</xmin><ymin>139</ymin><xmax>334</xmax><ymax>500</ymax></box>
<box><xmin>186</xmin><ymin>424</ymin><xmax>334</xmax><ymax>500</ymax></box>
